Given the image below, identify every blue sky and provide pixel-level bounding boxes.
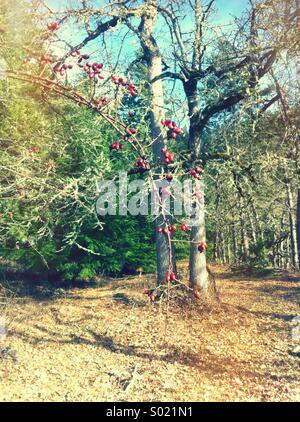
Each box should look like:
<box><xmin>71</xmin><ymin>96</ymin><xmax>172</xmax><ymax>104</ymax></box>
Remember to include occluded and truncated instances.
<box><xmin>46</xmin><ymin>0</ymin><xmax>249</xmax><ymax>20</ymax></box>
<box><xmin>43</xmin><ymin>0</ymin><xmax>253</xmax><ymax>124</ymax></box>
<box><xmin>46</xmin><ymin>0</ymin><xmax>251</xmax><ymax>60</ymax></box>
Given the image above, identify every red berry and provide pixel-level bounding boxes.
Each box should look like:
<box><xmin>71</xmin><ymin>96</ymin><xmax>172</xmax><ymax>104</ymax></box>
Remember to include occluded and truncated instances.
<box><xmin>181</xmin><ymin>223</ymin><xmax>188</xmax><ymax>232</ymax></box>
<box><xmin>166</xmin><ymin>174</ymin><xmax>173</xmax><ymax>181</ymax></box>
<box><xmin>162</xmin><ymin>147</ymin><xmax>167</xmax><ymax>155</ymax></box>
<box><xmin>47</xmin><ymin>22</ymin><xmax>60</xmax><ymax>31</ymax></box>
<box><xmin>170</xmin><ymin>272</ymin><xmax>176</xmax><ymax>281</ymax></box>
<box><xmin>193</xmin><ymin>290</ymin><xmax>201</xmax><ymax>299</ymax></box>
<box><xmin>169</xmin><ymin>154</ymin><xmax>174</xmax><ymax>162</ymax></box>
<box><xmin>171</xmin><ymin>132</ymin><xmax>177</xmax><ymax>139</ymax></box>
<box><xmin>158</xmin><ymin>227</ymin><xmax>163</xmax><ymax>233</ymax></box>
<box><xmin>198</xmin><ymin>241</ymin><xmax>208</xmax><ymax>252</ymax></box>
<box><xmin>143</xmin><ymin>289</ymin><xmax>149</xmax><ymax>295</ymax></box>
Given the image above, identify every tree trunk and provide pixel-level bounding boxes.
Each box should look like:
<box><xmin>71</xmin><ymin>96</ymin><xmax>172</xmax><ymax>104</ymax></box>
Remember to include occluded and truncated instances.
<box><xmin>296</xmin><ymin>189</ymin><xmax>300</xmax><ymax>266</ymax></box>
<box><xmin>232</xmin><ymin>224</ymin><xmax>238</xmax><ymax>264</ymax></box>
<box><xmin>137</xmin><ymin>4</ymin><xmax>176</xmax><ymax>284</ymax></box>
<box><xmin>239</xmin><ymin>197</ymin><xmax>249</xmax><ymax>262</ymax></box>
<box><xmin>286</xmin><ymin>180</ymin><xmax>299</xmax><ymax>270</ymax></box>
<box><xmin>189</xmin><ymin>180</ymin><xmax>208</xmax><ymax>293</ymax></box>
<box><xmin>214</xmin><ymin>231</ymin><xmax>219</xmax><ymax>262</ymax></box>
<box><xmin>226</xmin><ymin>228</ymin><xmax>232</xmax><ymax>264</ymax></box>
<box><xmin>184</xmin><ymin>80</ymin><xmax>209</xmax><ymax>295</ymax></box>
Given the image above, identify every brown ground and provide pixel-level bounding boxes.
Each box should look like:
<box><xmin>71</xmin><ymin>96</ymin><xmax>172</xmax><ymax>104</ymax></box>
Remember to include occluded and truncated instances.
<box><xmin>0</xmin><ymin>263</ymin><xmax>299</xmax><ymax>402</ymax></box>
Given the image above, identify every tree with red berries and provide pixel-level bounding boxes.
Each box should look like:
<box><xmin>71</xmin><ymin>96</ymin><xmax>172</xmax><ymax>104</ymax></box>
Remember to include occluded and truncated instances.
<box><xmin>1</xmin><ymin>0</ymin><xmax>299</xmax><ymax>302</ymax></box>
<box><xmin>143</xmin><ymin>0</ymin><xmax>299</xmax><ymax>294</ymax></box>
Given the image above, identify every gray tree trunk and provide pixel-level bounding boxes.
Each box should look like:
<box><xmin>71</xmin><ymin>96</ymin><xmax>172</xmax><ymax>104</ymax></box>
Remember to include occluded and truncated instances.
<box><xmin>296</xmin><ymin>189</ymin><xmax>300</xmax><ymax>266</ymax></box>
<box><xmin>184</xmin><ymin>80</ymin><xmax>209</xmax><ymax>295</ymax></box>
<box><xmin>286</xmin><ymin>180</ymin><xmax>299</xmax><ymax>270</ymax></box>
<box><xmin>136</xmin><ymin>4</ymin><xmax>176</xmax><ymax>284</ymax></box>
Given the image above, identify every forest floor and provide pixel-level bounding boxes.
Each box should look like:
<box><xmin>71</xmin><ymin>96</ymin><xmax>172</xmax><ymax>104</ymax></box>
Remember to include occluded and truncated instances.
<box><xmin>0</xmin><ymin>262</ymin><xmax>299</xmax><ymax>402</ymax></box>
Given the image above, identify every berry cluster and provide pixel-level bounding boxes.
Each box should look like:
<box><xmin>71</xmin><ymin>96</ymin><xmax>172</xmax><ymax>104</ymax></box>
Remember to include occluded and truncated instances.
<box><xmin>165</xmin><ymin>272</ymin><xmax>176</xmax><ymax>283</ymax></box>
<box><xmin>134</xmin><ymin>157</ymin><xmax>147</xmax><ymax>170</ymax></box>
<box><xmin>94</xmin><ymin>96</ymin><xmax>109</xmax><ymax>108</ymax></box>
<box><xmin>110</xmin><ymin>142</ymin><xmax>124</xmax><ymax>151</ymax></box>
<box><xmin>71</xmin><ymin>50</ymin><xmax>81</xmax><ymax>58</ymax></box>
<box><xmin>78</xmin><ymin>59</ymin><xmax>104</xmax><ymax>81</ymax></box>
<box><xmin>47</xmin><ymin>22</ymin><xmax>60</xmax><ymax>31</ymax></box>
<box><xmin>162</xmin><ymin>147</ymin><xmax>174</xmax><ymax>165</ymax></box>
<box><xmin>54</xmin><ymin>62</ymin><xmax>73</xmax><ymax>77</ymax></box>
<box><xmin>54</xmin><ymin>52</ymin><xmax>105</xmax><ymax>81</ymax></box>
<box><xmin>157</xmin><ymin>225</ymin><xmax>176</xmax><ymax>235</ymax></box>
<box><xmin>161</xmin><ymin>119</ymin><xmax>184</xmax><ymax>139</ymax></box>
<box><xmin>143</xmin><ymin>289</ymin><xmax>155</xmax><ymax>302</ymax></box>
<box><xmin>112</xmin><ymin>76</ymin><xmax>138</xmax><ymax>97</ymax></box>
<box><xmin>198</xmin><ymin>241</ymin><xmax>208</xmax><ymax>252</ymax></box>
<box><xmin>190</xmin><ymin>166</ymin><xmax>204</xmax><ymax>179</ymax></box>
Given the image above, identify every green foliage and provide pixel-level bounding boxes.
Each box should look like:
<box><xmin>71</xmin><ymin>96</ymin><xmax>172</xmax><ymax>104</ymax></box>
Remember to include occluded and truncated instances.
<box><xmin>248</xmin><ymin>238</ymin><xmax>270</xmax><ymax>269</ymax></box>
<box><xmin>0</xmin><ymin>3</ymin><xmax>156</xmax><ymax>281</ymax></box>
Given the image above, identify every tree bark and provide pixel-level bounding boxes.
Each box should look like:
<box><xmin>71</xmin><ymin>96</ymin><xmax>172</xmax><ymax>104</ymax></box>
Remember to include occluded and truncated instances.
<box><xmin>296</xmin><ymin>188</ymin><xmax>300</xmax><ymax>266</ymax></box>
<box><xmin>137</xmin><ymin>3</ymin><xmax>176</xmax><ymax>284</ymax></box>
<box><xmin>184</xmin><ymin>80</ymin><xmax>209</xmax><ymax>294</ymax></box>
<box><xmin>286</xmin><ymin>180</ymin><xmax>299</xmax><ymax>270</ymax></box>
